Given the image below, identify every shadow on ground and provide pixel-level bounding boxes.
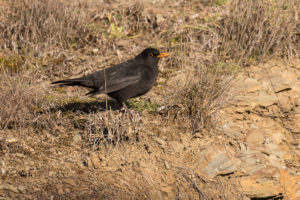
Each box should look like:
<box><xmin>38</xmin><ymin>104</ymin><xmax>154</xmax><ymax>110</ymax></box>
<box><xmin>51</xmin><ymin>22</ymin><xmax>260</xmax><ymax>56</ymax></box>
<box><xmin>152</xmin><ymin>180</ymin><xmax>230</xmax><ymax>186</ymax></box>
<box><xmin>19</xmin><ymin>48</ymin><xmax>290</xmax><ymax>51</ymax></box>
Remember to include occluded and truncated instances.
<box><xmin>48</xmin><ymin>99</ymin><xmax>124</xmax><ymax>114</ymax></box>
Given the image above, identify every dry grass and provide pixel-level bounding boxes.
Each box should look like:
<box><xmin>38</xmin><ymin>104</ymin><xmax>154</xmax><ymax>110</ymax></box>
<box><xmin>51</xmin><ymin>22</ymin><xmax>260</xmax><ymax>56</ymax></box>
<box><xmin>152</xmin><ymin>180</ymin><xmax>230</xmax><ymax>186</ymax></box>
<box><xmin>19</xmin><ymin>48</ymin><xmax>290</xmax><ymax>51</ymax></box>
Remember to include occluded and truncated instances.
<box><xmin>161</xmin><ymin>0</ymin><xmax>300</xmax><ymax>131</ymax></box>
<box><xmin>0</xmin><ymin>74</ymin><xmax>40</xmax><ymax>129</ymax></box>
<box><xmin>83</xmin><ymin>111</ymin><xmax>142</xmax><ymax>149</ymax></box>
<box><xmin>0</xmin><ymin>72</ymin><xmax>140</xmax><ymax>149</ymax></box>
<box><xmin>162</xmin><ymin>24</ymin><xmax>236</xmax><ymax>132</ymax></box>
<box><xmin>177</xmin><ymin>62</ymin><xmax>235</xmax><ymax>132</ymax></box>
<box><xmin>0</xmin><ymin>0</ymin><xmax>88</xmax><ymax>53</ymax></box>
<box><xmin>0</xmin><ymin>0</ymin><xmax>298</xmax><ymax>134</ymax></box>
<box><xmin>0</xmin><ymin>0</ymin><xmax>154</xmax><ymax>55</ymax></box>
<box><xmin>220</xmin><ymin>0</ymin><xmax>300</xmax><ymax>64</ymax></box>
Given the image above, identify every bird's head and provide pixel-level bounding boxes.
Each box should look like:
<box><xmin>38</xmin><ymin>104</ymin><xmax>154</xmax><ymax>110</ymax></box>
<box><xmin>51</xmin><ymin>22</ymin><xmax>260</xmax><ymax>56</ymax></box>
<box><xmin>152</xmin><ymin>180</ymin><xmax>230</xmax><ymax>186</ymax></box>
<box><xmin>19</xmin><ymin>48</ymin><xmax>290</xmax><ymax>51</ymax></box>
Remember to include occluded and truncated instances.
<box><xmin>136</xmin><ymin>48</ymin><xmax>169</xmax><ymax>65</ymax></box>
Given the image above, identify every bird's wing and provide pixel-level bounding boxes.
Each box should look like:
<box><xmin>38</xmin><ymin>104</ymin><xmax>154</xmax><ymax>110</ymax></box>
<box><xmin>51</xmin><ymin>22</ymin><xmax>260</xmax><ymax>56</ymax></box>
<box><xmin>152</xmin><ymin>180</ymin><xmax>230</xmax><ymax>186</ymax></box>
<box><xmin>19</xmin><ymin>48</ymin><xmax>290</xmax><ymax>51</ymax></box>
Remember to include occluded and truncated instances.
<box><xmin>85</xmin><ymin>60</ymin><xmax>142</xmax><ymax>94</ymax></box>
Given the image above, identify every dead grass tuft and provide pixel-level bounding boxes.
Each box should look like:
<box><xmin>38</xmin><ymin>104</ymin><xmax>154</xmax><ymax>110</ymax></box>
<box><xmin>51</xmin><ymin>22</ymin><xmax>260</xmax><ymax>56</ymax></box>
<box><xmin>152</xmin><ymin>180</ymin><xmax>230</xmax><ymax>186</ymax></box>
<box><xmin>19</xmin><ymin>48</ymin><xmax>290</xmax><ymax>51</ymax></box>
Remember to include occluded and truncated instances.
<box><xmin>177</xmin><ymin>62</ymin><xmax>235</xmax><ymax>132</ymax></box>
<box><xmin>83</xmin><ymin>111</ymin><xmax>142</xmax><ymax>149</ymax></box>
<box><xmin>165</xmin><ymin>27</ymin><xmax>235</xmax><ymax>132</ymax></box>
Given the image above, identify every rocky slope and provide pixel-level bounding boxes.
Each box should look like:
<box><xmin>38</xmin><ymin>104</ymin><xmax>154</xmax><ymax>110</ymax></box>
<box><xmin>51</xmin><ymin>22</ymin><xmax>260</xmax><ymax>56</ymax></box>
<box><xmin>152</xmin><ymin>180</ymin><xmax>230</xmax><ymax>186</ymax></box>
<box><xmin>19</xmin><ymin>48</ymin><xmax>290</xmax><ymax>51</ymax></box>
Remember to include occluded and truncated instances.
<box><xmin>215</xmin><ymin>59</ymin><xmax>300</xmax><ymax>199</ymax></box>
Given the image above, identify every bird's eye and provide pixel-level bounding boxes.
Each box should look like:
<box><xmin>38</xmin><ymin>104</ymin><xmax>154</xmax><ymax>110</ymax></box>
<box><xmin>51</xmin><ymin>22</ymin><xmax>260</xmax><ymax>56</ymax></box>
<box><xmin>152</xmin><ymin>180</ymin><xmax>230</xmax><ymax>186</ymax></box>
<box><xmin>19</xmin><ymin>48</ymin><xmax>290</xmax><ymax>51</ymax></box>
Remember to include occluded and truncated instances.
<box><xmin>148</xmin><ymin>52</ymin><xmax>153</xmax><ymax>57</ymax></box>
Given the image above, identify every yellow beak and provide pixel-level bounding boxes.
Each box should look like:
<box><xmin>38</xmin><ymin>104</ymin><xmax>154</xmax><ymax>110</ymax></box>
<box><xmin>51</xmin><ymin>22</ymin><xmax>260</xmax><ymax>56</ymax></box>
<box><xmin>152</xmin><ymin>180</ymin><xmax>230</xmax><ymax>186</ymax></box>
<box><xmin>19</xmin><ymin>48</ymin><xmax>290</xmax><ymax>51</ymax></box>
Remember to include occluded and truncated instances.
<box><xmin>157</xmin><ymin>53</ymin><xmax>169</xmax><ymax>58</ymax></box>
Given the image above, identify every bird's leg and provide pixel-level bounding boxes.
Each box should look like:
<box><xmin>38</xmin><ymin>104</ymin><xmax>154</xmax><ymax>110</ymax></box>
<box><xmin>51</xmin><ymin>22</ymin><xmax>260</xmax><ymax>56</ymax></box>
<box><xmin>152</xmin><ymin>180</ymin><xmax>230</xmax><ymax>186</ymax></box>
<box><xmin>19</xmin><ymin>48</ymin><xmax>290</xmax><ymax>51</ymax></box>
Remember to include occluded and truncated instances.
<box><xmin>121</xmin><ymin>102</ymin><xmax>133</xmax><ymax>118</ymax></box>
<box><xmin>122</xmin><ymin>102</ymin><xmax>131</xmax><ymax>114</ymax></box>
<box><xmin>122</xmin><ymin>102</ymin><xmax>129</xmax><ymax>110</ymax></box>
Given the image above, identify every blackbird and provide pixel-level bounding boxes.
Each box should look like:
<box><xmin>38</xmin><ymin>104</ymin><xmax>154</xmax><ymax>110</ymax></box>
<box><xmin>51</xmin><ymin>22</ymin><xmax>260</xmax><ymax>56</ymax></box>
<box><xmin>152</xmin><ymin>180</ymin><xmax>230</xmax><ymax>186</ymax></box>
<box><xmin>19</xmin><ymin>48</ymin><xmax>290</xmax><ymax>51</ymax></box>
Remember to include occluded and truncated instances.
<box><xmin>52</xmin><ymin>48</ymin><xmax>169</xmax><ymax>108</ymax></box>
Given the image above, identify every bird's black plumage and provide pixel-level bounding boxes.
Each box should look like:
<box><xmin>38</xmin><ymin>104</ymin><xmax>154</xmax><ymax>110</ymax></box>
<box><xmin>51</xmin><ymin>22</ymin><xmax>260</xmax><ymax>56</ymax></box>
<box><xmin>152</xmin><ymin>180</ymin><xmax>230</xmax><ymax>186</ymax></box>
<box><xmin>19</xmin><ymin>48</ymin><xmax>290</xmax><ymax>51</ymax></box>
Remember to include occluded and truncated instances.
<box><xmin>52</xmin><ymin>48</ymin><xmax>168</xmax><ymax>106</ymax></box>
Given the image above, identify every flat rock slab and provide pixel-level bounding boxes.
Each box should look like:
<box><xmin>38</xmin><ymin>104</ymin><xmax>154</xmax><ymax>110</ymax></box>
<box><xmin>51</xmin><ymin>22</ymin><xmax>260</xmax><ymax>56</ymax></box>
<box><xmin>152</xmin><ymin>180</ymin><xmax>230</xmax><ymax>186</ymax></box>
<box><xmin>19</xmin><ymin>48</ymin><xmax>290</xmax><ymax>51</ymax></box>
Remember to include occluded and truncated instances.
<box><xmin>240</xmin><ymin>166</ymin><xmax>282</xmax><ymax>198</ymax></box>
<box><xmin>240</xmin><ymin>176</ymin><xmax>282</xmax><ymax>198</ymax></box>
<box><xmin>237</xmin><ymin>78</ymin><xmax>264</xmax><ymax>93</ymax></box>
<box><xmin>240</xmin><ymin>167</ymin><xmax>300</xmax><ymax>199</ymax></box>
<box><xmin>236</xmin><ymin>94</ymin><xmax>279</xmax><ymax>108</ymax></box>
<box><xmin>192</xmin><ymin>145</ymin><xmax>239</xmax><ymax>180</ymax></box>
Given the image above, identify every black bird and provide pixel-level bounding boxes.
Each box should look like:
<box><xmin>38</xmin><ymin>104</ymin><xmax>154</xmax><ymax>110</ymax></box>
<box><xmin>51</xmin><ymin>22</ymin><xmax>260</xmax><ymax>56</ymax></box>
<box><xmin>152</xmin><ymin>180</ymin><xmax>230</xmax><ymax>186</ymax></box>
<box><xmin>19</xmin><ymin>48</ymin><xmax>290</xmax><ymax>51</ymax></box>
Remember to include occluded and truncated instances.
<box><xmin>52</xmin><ymin>48</ymin><xmax>169</xmax><ymax>108</ymax></box>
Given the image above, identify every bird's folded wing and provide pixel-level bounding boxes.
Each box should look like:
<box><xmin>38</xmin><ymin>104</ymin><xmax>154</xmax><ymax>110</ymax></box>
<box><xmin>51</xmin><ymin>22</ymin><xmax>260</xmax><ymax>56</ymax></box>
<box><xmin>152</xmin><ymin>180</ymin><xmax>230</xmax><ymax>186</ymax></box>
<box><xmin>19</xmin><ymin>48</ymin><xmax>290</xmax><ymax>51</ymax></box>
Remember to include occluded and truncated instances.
<box><xmin>99</xmin><ymin>72</ymin><xmax>141</xmax><ymax>93</ymax></box>
<box><xmin>87</xmin><ymin>62</ymin><xmax>141</xmax><ymax>94</ymax></box>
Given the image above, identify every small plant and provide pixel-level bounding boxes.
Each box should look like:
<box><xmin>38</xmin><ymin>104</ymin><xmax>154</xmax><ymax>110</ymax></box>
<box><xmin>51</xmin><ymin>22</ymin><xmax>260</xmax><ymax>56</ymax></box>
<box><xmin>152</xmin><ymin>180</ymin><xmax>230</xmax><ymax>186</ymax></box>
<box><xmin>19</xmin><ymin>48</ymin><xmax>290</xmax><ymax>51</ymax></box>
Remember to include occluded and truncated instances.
<box><xmin>0</xmin><ymin>54</ymin><xmax>30</xmax><ymax>74</ymax></box>
<box><xmin>108</xmin><ymin>23</ymin><xmax>125</xmax><ymax>39</ymax></box>
<box><xmin>128</xmin><ymin>98</ymin><xmax>160</xmax><ymax>112</ymax></box>
<box><xmin>214</xmin><ymin>0</ymin><xmax>228</xmax><ymax>6</ymax></box>
<box><xmin>214</xmin><ymin>62</ymin><xmax>241</xmax><ymax>76</ymax></box>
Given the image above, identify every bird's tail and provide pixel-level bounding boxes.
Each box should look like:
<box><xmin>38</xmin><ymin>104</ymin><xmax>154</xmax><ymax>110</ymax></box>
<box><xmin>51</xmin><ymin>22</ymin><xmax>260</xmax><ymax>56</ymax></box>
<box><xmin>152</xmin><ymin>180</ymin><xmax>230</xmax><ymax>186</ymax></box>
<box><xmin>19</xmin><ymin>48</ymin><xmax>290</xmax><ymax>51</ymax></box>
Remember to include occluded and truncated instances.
<box><xmin>52</xmin><ymin>78</ymin><xmax>87</xmax><ymax>87</ymax></box>
<box><xmin>52</xmin><ymin>78</ymin><xmax>99</xmax><ymax>95</ymax></box>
